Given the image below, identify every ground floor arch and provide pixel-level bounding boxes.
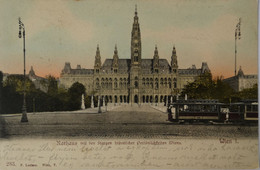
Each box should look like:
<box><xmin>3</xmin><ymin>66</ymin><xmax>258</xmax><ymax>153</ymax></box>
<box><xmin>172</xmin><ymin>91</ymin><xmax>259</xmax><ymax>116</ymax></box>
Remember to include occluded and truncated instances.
<box><xmin>134</xmin><ymin>95</ymin><xmax>138</xmax><ymax>103</ymax></box>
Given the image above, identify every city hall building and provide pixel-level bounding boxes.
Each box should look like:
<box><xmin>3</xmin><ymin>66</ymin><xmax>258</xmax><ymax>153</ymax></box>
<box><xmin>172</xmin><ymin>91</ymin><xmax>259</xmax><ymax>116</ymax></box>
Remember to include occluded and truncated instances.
<box><xmin>59</xmin><ymin>7</ymin><xmax>210</xmax><ymax>104</ymax></box>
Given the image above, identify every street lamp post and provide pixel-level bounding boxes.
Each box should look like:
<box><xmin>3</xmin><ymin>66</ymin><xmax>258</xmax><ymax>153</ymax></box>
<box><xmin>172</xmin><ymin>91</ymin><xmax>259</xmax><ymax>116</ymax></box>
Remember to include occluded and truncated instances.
<box><xmin>234</xmin><ymin>18</ymin><xmax>241</xmax><ymax>76</ymax></box>
<box><xmin>18</xmin><ymin>17</ymin><xmax>28</xmax><ymax>122</ymax></box>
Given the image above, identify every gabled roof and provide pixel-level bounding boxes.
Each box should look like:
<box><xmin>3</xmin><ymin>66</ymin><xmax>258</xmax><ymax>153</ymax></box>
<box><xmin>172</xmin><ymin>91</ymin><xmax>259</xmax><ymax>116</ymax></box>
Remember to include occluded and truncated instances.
<box><xmin>102</xmin><ymin>59</ymin><xmax>131</xmax><ymax>74</ymax></box>
<box><xmin>69</xmin><ymin>69</ymin><xmax>94</xmax><ymax>75</ymax></box>
<box><xmin>101</xmin><ymin>58</ymin><xmax>171</xmax><ymax>74</ymax></box>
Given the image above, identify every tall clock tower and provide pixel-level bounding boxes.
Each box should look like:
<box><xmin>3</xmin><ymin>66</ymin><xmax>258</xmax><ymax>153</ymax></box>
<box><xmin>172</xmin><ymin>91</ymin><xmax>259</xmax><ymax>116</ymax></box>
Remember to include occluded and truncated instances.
<box><xmin>130</xmin><ymin>5</ymin><xmax>142</xmax><ymax>104</ymax></box>
<box><xmin>131</xmin><ymin>5</ymin><xmax>142</xmax><ymax>66</ymax></box>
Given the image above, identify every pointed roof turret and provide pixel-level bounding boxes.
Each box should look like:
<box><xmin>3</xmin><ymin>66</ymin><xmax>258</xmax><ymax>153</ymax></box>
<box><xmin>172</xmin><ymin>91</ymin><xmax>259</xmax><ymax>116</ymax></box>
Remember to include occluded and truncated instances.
<box><xmin>237</xmin><ymin>66</ymin><xmax>244</xmax><ymax>77</ymax></box>
<box><xmin>135</xmin><ymin>4</ymin><xmax>137</xmax><ymax>16</ymax></box>
<box><xmin>94</xmin><ymin>44</ymin><xmax>101</xmax><ymax>69</ymax></box>
<box><xmin>172</xmin><ymin>45</ymin><xmax>176</xmax><ymax>55</ymax></box>
<box><xmin>133</xmin><ymin>4</ymin><xmax>139</xmax><ymax>24</ymax></box>
<box><xmin>113</xmin><ymin>45</ymin><xmax>119</xmax><ymax>69</ymax></box>
<box><xmin>29</xmin><ymin>66</ymin><xmax>35</xmax><ymax>76</ymax></box>
<box><xmin>96</xmin><ymin>44</ymin><xmax>100</xmax><ymax>57</ymax></box>
<box><xmin>171</xmin><ymin>45</ymin><xmax>178</xmax><ymax>72</ymax></box>
<box><xmin>153</xmin><ymin>45</ymin><xmax>159</xmax><ymax>58</ymax></box>
<box><xmin>153</xmin><ymin>45</ymin><xmax>159</xmax><ymax>71</ymax></box>
<box><xmin>114</xmin><ymin>44</ymin><xmax>118</xmax><ymax>55</ymax></box>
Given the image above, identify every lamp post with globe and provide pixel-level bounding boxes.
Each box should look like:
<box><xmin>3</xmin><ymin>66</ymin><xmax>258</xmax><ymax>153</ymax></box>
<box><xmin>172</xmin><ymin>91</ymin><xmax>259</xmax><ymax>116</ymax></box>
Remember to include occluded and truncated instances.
<box><xmin>18</xmin><ymin>17</ymin><xmax>28</xmax><ymax>122</ymax></box>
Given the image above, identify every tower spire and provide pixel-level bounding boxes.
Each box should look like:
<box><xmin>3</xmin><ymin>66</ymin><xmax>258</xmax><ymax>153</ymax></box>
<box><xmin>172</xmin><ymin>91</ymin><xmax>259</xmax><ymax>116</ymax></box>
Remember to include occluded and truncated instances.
<box><xmin>172</xmin><ymin>45</ymin><xmax>176</xmax><ymax>55</ymax></box>
<box><xmin>114</xmin><ymin>44</ymin><xmax>118</xmax><ymax>54</ymax></box>
<box><xmin>171</xmin><ymin>45</ymin><xmax>178</xmax><ymax>73</ymax></box>
<box><xmin>97</xmin><ymin>44</ymin><xmax>99</xmax><ymax>50</ymax></box>
<box><xmin>94</xmin><ymin>44</ymin><xmax>101</xmax><ymax>73</ymax></box>
<box><xmin>153</xmin><ymin>45</ymin><xmax>159</xmax><ymax>73</ymax></box>
<box><xmin>135</xmin><ymin>4</ymin><xmax>137</xmax><ymax>16</ymax></box>
<box><xmin>131</xmin><ymin>5</ymin><xmax>141</xmax><ymax>66</ymax></box>
<box><xmin>113</xmin><ymin>44</ymin><xmax>119</xmax><ymax>70</ymax></box>
<box><xmin>154</xmin><ymin>45</ymin><xmax>158</xmax><ymax>56</ymax></box>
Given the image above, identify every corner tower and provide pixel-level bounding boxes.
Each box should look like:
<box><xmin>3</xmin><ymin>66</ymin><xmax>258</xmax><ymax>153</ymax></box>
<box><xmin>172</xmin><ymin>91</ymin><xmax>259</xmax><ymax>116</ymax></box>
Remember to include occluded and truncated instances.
<box><xmin>171</xmin><ymin>45</ymin><xmax>178</xmax><ymax>73</ymax></box>
<box><xmin>112</xmin><ymin>45</ymin><xmax>119</xmax><ymax>73</ymax></box>
<box><xmin>94</xmin><ymin>45</ymin><xmax>101</xmax><ymax>74</ymax></box>
<box><xmin>131</xmin><ymin>5</ymin><xmax>142</xmax><ymax>66</ymax></box>
<box><xmin>153</xmin><ymin>45</ymin><xmax>159</xmax><ymax>73</ymax></box>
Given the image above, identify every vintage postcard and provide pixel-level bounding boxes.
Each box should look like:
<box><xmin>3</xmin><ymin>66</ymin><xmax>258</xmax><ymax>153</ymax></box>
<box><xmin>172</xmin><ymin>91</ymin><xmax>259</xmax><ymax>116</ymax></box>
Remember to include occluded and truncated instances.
<box><xmin>0</xmin><ymin>0</ymin><xmax>258</xmax><ymax>169</ymax></box>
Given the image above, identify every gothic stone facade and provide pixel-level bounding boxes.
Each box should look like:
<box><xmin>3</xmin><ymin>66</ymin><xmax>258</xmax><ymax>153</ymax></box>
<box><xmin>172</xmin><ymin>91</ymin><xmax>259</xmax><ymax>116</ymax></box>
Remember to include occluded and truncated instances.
<box><xmin>59</xmin><ymin>7</ymin><xmax>210</xmax><ymax>104</ymax></box>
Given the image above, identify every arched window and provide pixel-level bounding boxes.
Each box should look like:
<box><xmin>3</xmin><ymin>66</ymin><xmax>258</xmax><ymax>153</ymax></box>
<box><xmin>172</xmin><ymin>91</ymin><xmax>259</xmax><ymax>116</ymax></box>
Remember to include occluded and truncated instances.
<box><xmin>96</xmin><ymin>78</ymin><xmax>99</xmax><ymax>88</ymax></box>
<box><xmin>150</xmin><ymin>78</ymin><xmax>153</xmax><ymax>88</ymax></box>
<box><xmin>109</xmin><ymin>78</ymin><xmax>112</xmax><ymax>89</ymax></box>
<box><xmin>114</xmin><ymin>78</ymin><xmax>118</xmax><ymax>88</ymax></box>
<box><xmin>164</xmin><ymin>78</ymin><xmax>167</xmax><ymax>87</ymax></box>
<box><xmin>146</xmin><ymin>78</ymin><xmax>149</xmax><ymax>87</ymax></box>
<box><xmin>168</xmin><ymin>78</ymin><xmax>171</xmax><ymax>88</ymax></box>
<box><xmin>134</xmin><ymin>81</ymin><xmax>138</xmax><ymax>88</ymax></box>
<box><xmin>160</xmin><ymin>78</ymin><xmax>163</xmax><ymax>86</ymax></box>
<box><xmin>134</xmin><ymin>76</ymin><xmax>138</xmax><ymax>88</ymax></box>
<box><xmin>105</xmin><ymin>78</ymin><xmax>108</xmax><ymax>89</ymax></box>
<box><xmin>173</xmin><ymin>78</ymin><xmax>177</xmax><ymax>88</ymax></box>
<box><xmin>101</xmin><ymin>78</ymin><xmax>104</xmax><ymax>88</ymax></box>
<box><xmin>155</xmin><ymin>78</ymin><xmax>158</xmax><ymax>89</ymax></box>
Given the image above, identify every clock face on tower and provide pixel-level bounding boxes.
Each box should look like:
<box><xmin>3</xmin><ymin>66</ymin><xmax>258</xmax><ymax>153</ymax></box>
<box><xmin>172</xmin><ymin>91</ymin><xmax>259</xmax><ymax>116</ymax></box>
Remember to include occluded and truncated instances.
<box><xmin>134</xmin><ymin>39</ymin><xmax>138</xmax><ymax>44</ymax></box>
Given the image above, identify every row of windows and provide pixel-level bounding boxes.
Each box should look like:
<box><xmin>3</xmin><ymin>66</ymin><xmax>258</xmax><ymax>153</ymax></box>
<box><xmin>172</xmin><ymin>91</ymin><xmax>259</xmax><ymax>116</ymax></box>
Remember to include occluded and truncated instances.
<box><xmin>95</xmin><ymin>77</ymin><xmax>177</xmax><ymax>89</ymax></box>
<box><xmin>98</xmin><ymin>82</ymin><xmax>128</xmax><ymax>89</ymax></box>
<box><xmin>96</xmin><ymin>81</ymin><xmax>177</xmax><ymax>90</ymax></box>
<box><xmin>98</xmin><ymin>95</ymin><xmax>174</xmax><ymax>103</ymax></box>
<box><xmin>95</xmin><ymin>77</ymin><xmax>177</xmax><ymax>82</ymax></box>
<box><xmin>134</xmin><ymin>81</ymin><xmax>177</xmax><ymax>89</ymax></box>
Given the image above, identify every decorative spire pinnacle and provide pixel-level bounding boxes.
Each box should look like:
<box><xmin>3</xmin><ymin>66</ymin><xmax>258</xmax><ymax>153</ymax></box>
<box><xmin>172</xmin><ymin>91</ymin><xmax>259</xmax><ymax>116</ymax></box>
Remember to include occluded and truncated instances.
<box><xmin>29</xmin><ymin>66</ymin><xmax>35</xmax><ymax>76</ymax></box>
<box><xmin>171</xmin><ymin>45</ymin><xmax>178</xmax><ymax>70</ymax></box>
<box><xmin>96</xmin><ymin>44</ymin><xmax>100</xmax><ymax>57</ymax></box>
<box><xmin>154</xmin><ymin>45</ymin><xmax>158</xmax><ymax>57</ymax></box>
<box><xmin>114</xmin><ymin>44</ymin><xmax>118</xmax><ymax>54</ymax></box>
<box><xmin>172</xmin><ymin>45</ymin><xmax>176</xmax><ymax>55</ymax></box>
<box><xmin>135</xmin><ymin>4</ymin><xmax>137</xmax><ymax>16</ymax></box>
<box><xmin>113</xmin><ymin>44</ymin><xmax>119</xmax><ymax>67</ymax></box>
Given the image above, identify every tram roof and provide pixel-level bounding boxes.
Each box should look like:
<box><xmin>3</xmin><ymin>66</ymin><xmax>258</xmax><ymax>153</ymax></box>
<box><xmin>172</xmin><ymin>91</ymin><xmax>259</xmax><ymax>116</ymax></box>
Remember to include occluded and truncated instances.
<box><xmin>171</xmin><ymin>99</ymin><xmax>223</xmax><ymax>105</ymax></box>
<box><xmin>229</xmin><ymin>102</ymin><xmax>258</xmax><ymax>105</ymax></box>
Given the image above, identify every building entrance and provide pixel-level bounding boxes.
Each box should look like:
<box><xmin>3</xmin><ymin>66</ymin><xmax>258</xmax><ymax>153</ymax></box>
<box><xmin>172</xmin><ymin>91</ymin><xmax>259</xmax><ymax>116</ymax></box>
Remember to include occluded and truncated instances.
<box><xmin>134</xmin><ymin>95</ymin><xmax>138</xmax><ymax>103</ymax></box>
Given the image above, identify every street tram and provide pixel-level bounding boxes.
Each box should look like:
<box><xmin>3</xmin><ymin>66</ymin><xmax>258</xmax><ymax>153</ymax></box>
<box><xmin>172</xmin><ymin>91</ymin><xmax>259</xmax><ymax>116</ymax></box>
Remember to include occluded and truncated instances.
<box><xmin>227</xmin><ymin>100</ymin><xmax>258</xmax><ymax>122</ymax></box>
<box><xmin>167</xmin><ymin>99</ymin><xmax>258</xmax><ymax>123</ymax></box>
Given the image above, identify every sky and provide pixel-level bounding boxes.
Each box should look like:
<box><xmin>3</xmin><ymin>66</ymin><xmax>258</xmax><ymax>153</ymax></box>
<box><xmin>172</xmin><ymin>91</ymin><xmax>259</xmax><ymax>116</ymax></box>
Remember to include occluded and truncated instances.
<box><xmin>0</xmin><ymin>0</ymin><xmax>258</xmax><ymax>79</ymax></box>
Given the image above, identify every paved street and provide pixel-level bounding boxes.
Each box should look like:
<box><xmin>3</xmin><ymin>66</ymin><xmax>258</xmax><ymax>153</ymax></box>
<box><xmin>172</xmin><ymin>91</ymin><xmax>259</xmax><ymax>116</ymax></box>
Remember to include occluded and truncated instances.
<box><xmin>0</xmin><ymin>104</ymin><xmax>258</xmax><ymax>139</ymax></box>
